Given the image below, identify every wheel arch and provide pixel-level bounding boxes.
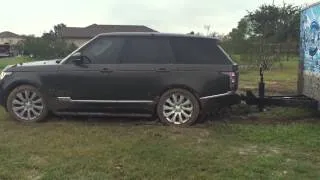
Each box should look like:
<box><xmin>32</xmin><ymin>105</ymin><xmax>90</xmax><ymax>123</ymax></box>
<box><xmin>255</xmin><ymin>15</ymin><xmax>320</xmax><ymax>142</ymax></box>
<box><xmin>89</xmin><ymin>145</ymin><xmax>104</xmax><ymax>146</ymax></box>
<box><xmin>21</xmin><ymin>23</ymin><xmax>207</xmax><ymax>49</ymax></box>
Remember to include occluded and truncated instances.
<box><xmin>155</xmin><ymin>84</ymin><xmax>202</xmax><ymax>109</ymax></box>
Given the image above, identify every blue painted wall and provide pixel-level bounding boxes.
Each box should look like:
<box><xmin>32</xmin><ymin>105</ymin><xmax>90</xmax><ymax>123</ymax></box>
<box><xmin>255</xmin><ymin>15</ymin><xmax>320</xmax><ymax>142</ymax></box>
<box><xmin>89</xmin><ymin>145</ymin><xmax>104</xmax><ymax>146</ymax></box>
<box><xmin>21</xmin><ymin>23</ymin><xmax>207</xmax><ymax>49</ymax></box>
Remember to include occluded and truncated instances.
<box><xmin>301</xmin><ymin>4</ymin><xmax>320</xmax><ymax>73</ymax></box>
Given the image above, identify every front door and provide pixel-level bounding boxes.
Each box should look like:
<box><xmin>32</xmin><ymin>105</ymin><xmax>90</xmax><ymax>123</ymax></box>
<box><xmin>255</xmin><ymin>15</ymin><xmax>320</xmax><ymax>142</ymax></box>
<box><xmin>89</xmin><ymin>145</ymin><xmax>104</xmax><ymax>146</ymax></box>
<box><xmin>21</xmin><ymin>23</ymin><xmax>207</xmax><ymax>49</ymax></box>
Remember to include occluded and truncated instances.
<box><xmin>56</xmin><ymin>63</ymin><xmax>117</xmax><ymax>100</ymax></box>
<box><xmin>55</xmin><ymin>36</ymin><xmax>125</xmax><ymax>111</ymax></box>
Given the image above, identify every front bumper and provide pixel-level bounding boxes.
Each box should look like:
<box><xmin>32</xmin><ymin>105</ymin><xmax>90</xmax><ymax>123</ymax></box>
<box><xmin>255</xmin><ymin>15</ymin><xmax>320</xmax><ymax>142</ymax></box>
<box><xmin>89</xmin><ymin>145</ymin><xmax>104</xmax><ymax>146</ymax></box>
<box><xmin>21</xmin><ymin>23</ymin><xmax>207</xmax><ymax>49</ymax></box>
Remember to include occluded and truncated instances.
<box><xmin>200</xmin><ymin>91</ymin><xmax>241</xmax><ymax>112</ymax></box>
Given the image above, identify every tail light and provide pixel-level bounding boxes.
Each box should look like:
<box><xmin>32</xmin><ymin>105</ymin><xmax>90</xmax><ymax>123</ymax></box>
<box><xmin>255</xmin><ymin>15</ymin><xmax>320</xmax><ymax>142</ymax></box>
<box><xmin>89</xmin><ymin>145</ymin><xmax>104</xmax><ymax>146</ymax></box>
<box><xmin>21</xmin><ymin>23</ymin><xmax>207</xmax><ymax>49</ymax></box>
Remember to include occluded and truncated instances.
<box><xmin>222</xmin><ymin>71</ymin><xmax>237</xmax><ymax>90</ymax></box>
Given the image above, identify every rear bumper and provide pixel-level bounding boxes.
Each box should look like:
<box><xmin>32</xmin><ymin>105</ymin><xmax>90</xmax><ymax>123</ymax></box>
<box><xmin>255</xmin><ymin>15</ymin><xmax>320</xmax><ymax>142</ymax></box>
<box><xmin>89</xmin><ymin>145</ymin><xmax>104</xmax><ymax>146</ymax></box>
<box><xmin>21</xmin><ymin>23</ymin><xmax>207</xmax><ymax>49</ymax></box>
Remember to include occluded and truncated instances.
<box><xmin>200</xmin><ymin>91</ymin><xmax>241</xmax><ymax>112</ymax></box>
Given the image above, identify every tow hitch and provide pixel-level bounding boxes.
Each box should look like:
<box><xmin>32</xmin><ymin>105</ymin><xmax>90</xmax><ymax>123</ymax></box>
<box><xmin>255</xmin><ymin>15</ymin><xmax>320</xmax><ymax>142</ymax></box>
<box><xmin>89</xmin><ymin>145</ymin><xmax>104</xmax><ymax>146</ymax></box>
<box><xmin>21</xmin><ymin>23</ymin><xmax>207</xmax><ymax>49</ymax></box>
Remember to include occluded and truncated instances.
<box><xmin>240</xmin><ymin>66</ymin><xmax>318</xmax><ymax>111</ymax></box>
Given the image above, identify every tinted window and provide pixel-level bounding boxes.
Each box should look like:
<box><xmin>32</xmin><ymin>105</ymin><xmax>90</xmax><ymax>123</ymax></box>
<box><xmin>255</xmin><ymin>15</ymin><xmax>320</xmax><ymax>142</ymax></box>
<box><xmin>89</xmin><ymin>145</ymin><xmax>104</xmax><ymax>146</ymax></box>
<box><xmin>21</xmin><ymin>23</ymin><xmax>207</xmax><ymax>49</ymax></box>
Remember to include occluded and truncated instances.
<box><xmin>81</xmin><ymin>37</ymin><xmax>125</xmax><ymax>64</ymax></box>
<box><xmin>120</xmin><ymin>37</ymin><xmax>174</xmax><ymax>64</ymax></box>
<box><xmin>170</xmin><ymin>38</ymin><xmax>231</xmax><ymax>64</ymax></box>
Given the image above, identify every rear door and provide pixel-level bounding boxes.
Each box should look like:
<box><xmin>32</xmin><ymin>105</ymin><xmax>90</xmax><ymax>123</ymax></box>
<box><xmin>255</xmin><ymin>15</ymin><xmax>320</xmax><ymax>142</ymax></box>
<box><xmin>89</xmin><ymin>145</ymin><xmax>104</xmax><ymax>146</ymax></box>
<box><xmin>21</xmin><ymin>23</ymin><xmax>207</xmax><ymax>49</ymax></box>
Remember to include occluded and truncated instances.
<box><xmin>169</xmin><ymin>37</ymin><xmax>237</xmax><ymax>97</ymax></box>
<box><xmin>112</xmin><ymin>36</ymin><xmax>175</xmax><ymax>101</ymax></box>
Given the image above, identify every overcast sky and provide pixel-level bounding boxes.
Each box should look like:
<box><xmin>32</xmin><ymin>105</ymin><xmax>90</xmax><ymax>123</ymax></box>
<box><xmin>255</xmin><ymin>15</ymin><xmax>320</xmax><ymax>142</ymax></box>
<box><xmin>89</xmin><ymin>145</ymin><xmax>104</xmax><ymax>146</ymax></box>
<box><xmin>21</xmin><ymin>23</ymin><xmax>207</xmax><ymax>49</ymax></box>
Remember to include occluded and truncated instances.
<box><xmin>0</xmin><ymin>0</ymin><xmax>316</xmax><ymax>36</ymax></box>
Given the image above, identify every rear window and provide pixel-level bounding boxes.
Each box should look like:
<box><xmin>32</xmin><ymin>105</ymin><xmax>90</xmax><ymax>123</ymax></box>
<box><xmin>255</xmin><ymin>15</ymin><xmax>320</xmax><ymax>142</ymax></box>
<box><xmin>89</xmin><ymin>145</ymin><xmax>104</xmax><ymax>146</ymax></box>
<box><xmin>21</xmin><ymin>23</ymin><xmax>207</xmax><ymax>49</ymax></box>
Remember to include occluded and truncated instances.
<box><xmin>119</xmin><ymin>37</ymin><xmax>174</xmax><ymax>64</ymax></box>
<box><xmin>170</xmin><ymin>38</ymin><xmax>232</xmax><ymax>64</ymax></box>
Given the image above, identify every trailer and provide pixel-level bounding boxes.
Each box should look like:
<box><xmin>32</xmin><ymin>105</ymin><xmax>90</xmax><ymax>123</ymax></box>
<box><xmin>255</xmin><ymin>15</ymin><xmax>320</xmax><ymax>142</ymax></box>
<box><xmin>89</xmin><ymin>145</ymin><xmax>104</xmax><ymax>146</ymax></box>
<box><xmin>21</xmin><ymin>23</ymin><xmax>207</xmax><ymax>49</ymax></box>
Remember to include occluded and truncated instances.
<box><xmin>241</xmin><ymin>2</ymin><xmax>320</xmax><ymax>111</ymax></box>
<box><xmin>299</xmin><ymin>2</ymin><xmax>320</xmax><ymax>103</ymax></box>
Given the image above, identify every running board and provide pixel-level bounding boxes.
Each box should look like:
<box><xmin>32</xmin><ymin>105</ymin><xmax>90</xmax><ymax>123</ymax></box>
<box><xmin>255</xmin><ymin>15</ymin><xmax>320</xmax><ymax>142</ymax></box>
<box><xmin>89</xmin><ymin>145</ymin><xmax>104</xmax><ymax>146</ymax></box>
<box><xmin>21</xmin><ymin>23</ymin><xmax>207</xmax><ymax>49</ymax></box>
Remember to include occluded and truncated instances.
<box><xmin>54</xmin><ymin>111</ymin><xmax>153</xmax><ymax>118</ymax></box>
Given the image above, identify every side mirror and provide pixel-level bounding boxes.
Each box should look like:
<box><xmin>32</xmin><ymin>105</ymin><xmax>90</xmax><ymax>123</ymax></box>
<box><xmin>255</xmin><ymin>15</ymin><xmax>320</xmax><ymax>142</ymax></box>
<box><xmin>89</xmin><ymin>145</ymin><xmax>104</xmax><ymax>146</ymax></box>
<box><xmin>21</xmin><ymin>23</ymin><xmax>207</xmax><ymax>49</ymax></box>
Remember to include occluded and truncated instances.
<box><xmin>71</xmin><ymin>52</ymin><xmax>83</xmax><ymax>65</ymax></box>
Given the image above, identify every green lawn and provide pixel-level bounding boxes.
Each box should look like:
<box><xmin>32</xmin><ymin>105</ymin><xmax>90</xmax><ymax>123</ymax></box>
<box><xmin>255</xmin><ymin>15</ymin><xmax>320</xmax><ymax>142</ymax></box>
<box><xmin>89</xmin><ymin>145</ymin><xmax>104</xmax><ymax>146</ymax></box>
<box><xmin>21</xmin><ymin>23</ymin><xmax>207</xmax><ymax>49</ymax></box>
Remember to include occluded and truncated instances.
<box><xmin>239</xmin><ymin>60</ymin><xmax>299</xmax><ymax>95</ymax></box>
<box><xmin>0</xmin><ymin>56</ymin><xmax>31</xmax><ymax>69</ymax></box>
<box><xmin>0</xmin><ymin>110</ymin><xmax>319</xmax><ymax>180</ymax></box>
<box><xmin>0</xmin><ymin>57</ymin><xmax>319</xmax><ymax>179</ymax></box>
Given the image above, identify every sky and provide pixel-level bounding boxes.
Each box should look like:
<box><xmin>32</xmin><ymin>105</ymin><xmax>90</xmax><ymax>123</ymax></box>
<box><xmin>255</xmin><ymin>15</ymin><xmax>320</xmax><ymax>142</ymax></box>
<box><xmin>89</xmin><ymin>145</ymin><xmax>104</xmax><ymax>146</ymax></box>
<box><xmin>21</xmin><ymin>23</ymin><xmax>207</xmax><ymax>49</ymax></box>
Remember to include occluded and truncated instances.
<box><xmin>0</xmin><ymin>0</ymin><xmax>317</xmax><ymax>36</ymax></box>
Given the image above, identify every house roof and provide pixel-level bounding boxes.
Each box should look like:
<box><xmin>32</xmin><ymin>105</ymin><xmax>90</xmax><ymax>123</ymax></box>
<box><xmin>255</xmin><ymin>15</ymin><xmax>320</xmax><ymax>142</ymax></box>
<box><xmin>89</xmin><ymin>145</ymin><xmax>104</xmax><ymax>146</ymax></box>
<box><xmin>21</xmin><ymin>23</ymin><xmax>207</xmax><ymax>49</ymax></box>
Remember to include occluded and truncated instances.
<box><xmin>0</xmin><ymin>31</ymin><xmax>21</xmax><ymax>38</ymax></box>
<box><xmin>97</xmin><ymin>32</ymin><xmax>219</xmax><ymax>41</ymax></box>
<box><xmin>61</xmin><ymin>24</ymin><xmax>157</xmax><ymax>38</ymax></box>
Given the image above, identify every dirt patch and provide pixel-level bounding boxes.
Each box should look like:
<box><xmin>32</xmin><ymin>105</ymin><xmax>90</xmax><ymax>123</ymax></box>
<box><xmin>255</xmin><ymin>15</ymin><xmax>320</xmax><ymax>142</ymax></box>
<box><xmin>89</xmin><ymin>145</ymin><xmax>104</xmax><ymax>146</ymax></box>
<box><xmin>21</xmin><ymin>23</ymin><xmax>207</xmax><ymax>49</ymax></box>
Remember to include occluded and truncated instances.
<box><xmin>236</xmin><ymin>145</ymin><xmax>283</xmax><ymax>156</ymax></box>
<box><xmin>28</xmin><ymin>155</ymin><xmax>48</xmax><ymax>166</ymax></box>
<box><xmin>238</xmin><ymin>145</ymin><xmax>258</xmax><ymax>155</ymax></box>
<box><xmin>229</xmin><ymin>116</ymin><xmax>320</xmax><ymax>125</ymax></box>
<box><xmin>22</xmin><ymin>169</ymin><xmax>42</xmax><ymax>180</ymax></box>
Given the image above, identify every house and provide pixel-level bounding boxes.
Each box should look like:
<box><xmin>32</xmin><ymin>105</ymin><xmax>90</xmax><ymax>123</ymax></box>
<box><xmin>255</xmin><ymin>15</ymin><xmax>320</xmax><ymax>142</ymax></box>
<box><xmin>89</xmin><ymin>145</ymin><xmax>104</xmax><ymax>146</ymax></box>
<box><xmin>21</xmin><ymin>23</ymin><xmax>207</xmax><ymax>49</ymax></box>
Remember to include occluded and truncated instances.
<box><xmin>0</xmin><ymin>31</ymin><xmax>25</xmax><ymax>57</ymax></box>
<box><xmin>60</xmin><ymin>24</ymin><xmax>157</xmax><ymax>47</ymax></box>
<box><xmin>0</xmin><ymin>31</ymin><xmax>24</xmax><ymax>45</ymax></box>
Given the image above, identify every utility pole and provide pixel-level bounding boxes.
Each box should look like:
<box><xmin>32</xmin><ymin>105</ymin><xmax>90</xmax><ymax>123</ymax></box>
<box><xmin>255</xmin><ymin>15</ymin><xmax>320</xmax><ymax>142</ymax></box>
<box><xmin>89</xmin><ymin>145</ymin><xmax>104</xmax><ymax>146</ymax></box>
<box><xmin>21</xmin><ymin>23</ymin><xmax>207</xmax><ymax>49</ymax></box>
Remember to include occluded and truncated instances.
<box><xmin>204</xmin><ymin>25</ymin><xmax>211</xmax><ymax>36</ymax></box>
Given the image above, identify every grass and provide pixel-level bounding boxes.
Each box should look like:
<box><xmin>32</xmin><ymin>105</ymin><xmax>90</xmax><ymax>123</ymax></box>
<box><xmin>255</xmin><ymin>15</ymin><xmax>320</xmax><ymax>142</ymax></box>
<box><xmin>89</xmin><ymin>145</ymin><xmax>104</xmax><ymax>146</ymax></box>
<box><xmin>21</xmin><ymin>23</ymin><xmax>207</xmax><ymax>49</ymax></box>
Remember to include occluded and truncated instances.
<box><xmin>0</xmin><ymin>111</ymin><xmax>319</xmax><ymax>179</ymax></box>
<box><xmin>0</xmin><ymin>57</ymin><xmax>319</xmax><ymax>179</ymax></box>
<box><xmin>238</xmin><ymin>60</ymin><xmax>299</xmax><ymax>95</ymax></box>
<box><xmin>0</xmin><ymin>56</ymin><xmax>31</xmax><ymax>69</ymax></box>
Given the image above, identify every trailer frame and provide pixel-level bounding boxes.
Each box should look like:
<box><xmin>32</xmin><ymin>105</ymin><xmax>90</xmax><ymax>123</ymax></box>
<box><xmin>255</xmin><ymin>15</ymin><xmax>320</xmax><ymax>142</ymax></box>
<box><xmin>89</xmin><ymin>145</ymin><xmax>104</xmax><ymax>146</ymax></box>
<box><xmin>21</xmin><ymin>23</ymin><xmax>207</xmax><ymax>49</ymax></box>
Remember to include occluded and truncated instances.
<box><xmin>241</xmin><ymin>67</ymin><xmax>318</xmax><ymax>111</ymax></box>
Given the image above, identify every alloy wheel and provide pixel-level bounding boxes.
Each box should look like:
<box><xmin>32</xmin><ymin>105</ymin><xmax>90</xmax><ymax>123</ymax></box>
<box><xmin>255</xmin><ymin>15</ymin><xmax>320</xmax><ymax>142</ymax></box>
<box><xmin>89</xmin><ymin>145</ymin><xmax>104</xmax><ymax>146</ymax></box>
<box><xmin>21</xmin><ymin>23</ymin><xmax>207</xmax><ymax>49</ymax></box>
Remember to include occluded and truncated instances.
<box><xmin>11</xmin><ymin>89</ymin><xmax>44</xmax><ymax>121</ymax></box>
<box><xmin>162</xmin><ymin>93</ymin><xmax>194</xmax><ymax>125</ymax></box>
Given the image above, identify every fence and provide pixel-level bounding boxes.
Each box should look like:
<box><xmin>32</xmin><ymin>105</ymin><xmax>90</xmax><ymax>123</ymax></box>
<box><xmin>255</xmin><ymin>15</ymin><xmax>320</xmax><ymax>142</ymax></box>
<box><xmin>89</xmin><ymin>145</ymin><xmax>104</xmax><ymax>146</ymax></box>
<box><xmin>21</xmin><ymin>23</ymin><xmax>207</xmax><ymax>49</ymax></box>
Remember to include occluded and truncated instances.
<box><xmin>223</xmin><ymin>41</ymin><xmax>299</xmax><ymax>70</ymax></box>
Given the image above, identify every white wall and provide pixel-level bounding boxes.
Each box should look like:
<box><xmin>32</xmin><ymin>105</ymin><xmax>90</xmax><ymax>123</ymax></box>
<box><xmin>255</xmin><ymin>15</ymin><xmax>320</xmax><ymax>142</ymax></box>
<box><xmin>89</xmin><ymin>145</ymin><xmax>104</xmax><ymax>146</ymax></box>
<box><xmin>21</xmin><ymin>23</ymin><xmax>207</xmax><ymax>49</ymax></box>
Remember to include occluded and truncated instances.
<box><xmin>0</xmin><ymin>37</ymin><xmax>24</xmax><ymax>45</ymax></box>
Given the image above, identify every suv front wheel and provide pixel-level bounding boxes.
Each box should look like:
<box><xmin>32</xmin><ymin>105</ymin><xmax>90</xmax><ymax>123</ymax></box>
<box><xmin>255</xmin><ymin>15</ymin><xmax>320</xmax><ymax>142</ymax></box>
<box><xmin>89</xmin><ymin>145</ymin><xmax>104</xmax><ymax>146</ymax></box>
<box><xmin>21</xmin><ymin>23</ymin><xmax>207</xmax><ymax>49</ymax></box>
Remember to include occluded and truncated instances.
<box><xmin>6</xmin><ymin>85</ymin><xmax>48</xmax><ymax>123</ymax></box>
<box><xmin>157</xmin><ymin>88</ymin><xmax>200</xmax><ymax>126</ymax></box>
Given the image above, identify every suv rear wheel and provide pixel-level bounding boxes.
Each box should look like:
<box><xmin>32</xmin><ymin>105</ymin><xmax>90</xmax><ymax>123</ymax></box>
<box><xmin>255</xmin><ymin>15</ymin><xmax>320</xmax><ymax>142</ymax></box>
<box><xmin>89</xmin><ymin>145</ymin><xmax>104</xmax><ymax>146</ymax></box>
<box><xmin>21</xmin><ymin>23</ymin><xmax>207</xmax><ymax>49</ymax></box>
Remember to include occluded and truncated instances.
<box><xmin>6</xmin><ymin>85</ymin><xmax>48</xmax><ymax>123</ymax></box>
<box><xmin>157</xmin><ymin>88</ymin><xmax>200</xmax><ymax>126</ymax></box>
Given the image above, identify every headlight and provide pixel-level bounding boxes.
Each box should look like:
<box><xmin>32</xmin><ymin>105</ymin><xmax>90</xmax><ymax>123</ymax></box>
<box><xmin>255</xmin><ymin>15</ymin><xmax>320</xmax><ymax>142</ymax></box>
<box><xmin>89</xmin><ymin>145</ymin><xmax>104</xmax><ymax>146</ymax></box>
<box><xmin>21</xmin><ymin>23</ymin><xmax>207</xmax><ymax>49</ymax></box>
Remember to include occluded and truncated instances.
<box><xmin>0</xmin><ymin>72</ymin><xmax>12</xmax><ymax>80</ymax></box>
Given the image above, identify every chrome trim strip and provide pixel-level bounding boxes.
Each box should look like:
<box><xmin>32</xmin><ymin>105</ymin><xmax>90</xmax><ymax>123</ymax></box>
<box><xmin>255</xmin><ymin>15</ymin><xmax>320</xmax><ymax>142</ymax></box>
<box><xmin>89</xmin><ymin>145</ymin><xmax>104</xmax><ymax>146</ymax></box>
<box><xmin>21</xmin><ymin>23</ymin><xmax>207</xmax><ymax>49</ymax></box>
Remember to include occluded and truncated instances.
<box><xmin>57</xmin><ymin>97</ymin><xmax>72</xmax><ymax>102</ymax></box>
<box><xmin>57</xmin><ymin>97</ymin><xmax>153</xmax><ymax>103</ymax></box>
<box><xmin>200</xmin><ymin>91</ymin><xmax>233</xmax><ymax>100</ymax></box>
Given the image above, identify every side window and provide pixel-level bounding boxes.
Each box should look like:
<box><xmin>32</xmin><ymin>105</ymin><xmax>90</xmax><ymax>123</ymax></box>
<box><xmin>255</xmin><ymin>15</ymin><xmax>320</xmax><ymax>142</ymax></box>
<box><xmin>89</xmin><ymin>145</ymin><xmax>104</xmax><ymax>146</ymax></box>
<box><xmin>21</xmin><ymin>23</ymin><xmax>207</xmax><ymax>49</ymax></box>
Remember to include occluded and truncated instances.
<box><xmin>120</xmin><ymin>37</ymin><xmax>174</xmax><ymax>64</ymax></box>
<box><xmin>81</xmin><ymin>37</ymin><xmax>125</xmax><ymax>64</ymax></box>
<box><xmin>170</xmin><ymin>38</ymin><xmax>231</xmax><ymax>64</ymax></box>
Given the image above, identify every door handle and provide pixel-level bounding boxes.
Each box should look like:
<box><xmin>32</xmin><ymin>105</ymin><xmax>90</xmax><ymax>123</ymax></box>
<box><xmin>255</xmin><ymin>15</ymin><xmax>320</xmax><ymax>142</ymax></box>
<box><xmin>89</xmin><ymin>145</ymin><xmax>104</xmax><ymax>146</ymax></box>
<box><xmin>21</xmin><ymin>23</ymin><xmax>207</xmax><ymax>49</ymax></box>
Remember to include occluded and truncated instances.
<box><xmin>100</xmin><ymin>68</ymin><xmax>113</xmax><ymax>73</ymax></box>
<box><xmin>156</xmin><ymin>67</ymin><xmax>170</xmax><ymax>72</ymax></box>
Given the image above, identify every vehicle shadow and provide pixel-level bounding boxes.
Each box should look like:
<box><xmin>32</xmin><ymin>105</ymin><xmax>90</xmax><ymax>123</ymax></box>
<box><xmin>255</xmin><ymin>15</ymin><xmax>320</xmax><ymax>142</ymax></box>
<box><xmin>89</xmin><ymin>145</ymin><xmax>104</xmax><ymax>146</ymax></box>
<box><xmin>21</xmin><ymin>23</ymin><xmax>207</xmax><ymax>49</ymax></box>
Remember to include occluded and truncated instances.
<box><xmin>49</xmin><ymin>115</ymin><xmax>162</xmax><ymax>126</ymax></box>
<box><xmin>48</xmin><ymin>113</ymin><xmax>231</xmax><ymax>127</ymax></box>
<box><xmin>44</xmin><ymin>104</ymin><xmax>320</xmax><ymax>127</ymax></box>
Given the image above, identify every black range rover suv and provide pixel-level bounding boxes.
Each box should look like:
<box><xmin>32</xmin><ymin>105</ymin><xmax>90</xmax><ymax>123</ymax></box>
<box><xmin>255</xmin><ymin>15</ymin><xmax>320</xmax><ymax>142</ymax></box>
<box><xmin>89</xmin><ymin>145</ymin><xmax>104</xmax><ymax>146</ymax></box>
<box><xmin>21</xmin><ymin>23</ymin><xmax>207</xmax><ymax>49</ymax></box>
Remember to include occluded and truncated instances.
<box><xmin>0</xmin><ymin>32</ymin><xmax>239</xmax><ymax>126</ymax></box>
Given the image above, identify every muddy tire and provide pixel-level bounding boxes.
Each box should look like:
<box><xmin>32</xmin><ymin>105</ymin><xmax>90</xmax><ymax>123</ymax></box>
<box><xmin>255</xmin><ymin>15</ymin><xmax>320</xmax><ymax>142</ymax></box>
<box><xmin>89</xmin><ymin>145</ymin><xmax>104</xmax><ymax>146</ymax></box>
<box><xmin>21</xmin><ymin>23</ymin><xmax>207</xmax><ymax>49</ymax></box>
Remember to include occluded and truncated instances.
<box><xmin>6</xmin><ymin>85</ymin><xmax>48</xmax><ymax>123</ymax></box>
<box><xmin>157</xmin><ymin>88</ymin><xmax>200</xmax><ymax>126</ymax></box>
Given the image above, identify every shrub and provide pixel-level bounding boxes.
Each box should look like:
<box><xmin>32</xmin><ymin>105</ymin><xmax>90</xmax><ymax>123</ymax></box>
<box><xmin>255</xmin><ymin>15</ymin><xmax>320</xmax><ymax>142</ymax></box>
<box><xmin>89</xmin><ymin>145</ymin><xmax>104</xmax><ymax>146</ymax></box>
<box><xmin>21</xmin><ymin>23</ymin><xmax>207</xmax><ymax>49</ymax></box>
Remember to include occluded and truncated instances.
<box><xmin>17</xmin><ymin>36</ymin><xmax>77</xmax><ymax>60</ymax></box>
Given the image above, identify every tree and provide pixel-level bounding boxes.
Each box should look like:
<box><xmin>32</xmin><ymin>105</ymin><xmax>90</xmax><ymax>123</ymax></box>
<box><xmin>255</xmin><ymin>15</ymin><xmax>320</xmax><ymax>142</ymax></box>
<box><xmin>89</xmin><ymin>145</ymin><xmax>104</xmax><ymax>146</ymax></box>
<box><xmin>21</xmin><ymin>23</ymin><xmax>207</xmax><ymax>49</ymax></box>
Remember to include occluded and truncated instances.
<box><xmin>54</xmin><ymin>23</ymin><xmax>66</xmax><ymax>38</ymax></box>
<box><xmin>42</xmin><ymin>31</ymin><xmax>55</xmax><ymax>41</ymax></box>
<box><xmin>228</xmin><ymin>16</ymin><xmax>251</xmax><ymax>41</ymax></box>
<box><xmin>222</xmin><ymin>3</ymin><xmax>301</xmax><ymax>57</ymax></box>
<box><xmin>247</xmin><ymin>3</ymin><xmax>301</xmax><ymax>43</ymax></box>
<box><xmin>279</xmin><ymin>4</ymin><xmax>301</xmax><ymax>42</ymax></box>
<box><xmin>42</xmin><ymin>23</ymin><xmax>66</xmax><ymax>40</ymax></box>
<box><xmin>222</xmin><ymin>17</ymin><xmax>253</xmax><ymax>54</ymax></box>
<box><xmin>18</xmin><ymin>23</ymin><xmax>76</xmax><ymax>59</ymax></box>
